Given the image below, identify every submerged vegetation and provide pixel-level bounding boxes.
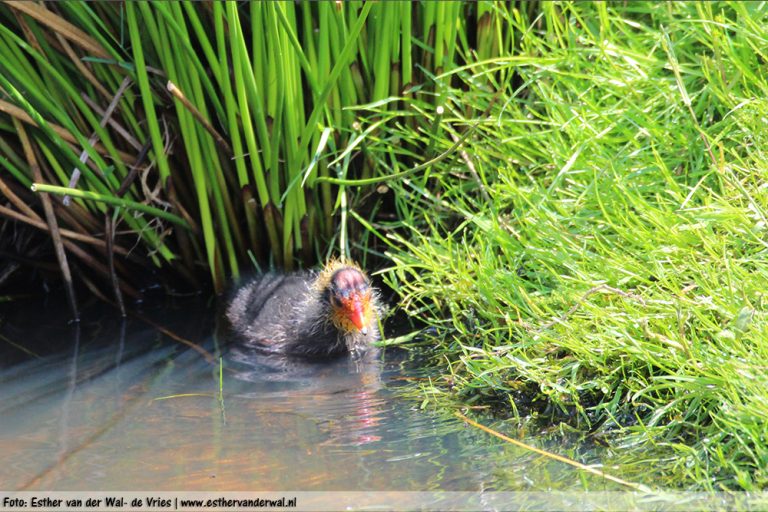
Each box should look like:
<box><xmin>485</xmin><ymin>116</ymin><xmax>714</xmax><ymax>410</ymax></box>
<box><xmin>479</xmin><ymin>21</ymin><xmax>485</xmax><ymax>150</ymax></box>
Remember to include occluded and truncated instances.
<box><xmin>2</xmin><ymin>0</ymin><xmax>767</xmax><ymax>492</ymax></box>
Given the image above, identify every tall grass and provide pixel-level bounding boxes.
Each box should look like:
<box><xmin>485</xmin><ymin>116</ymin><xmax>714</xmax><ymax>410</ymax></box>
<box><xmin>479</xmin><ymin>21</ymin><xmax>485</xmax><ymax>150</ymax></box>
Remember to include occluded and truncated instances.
<box><xmin>0</xmin><ymin>2</ymin><xmax>500</xmax><ymax>301</ymax></box>
<box><xmin>371</xmin><ymin>1</ymin><xmax>768</xmax><ymax>490</ymax></box>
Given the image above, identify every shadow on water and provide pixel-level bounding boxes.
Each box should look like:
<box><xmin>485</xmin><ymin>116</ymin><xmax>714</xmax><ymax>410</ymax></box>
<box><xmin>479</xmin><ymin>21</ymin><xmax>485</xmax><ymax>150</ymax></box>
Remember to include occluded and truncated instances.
<box><xmin>0</xmin><ymin>296</ymin><xmax>627</xmax><ymax>492</ymax></box>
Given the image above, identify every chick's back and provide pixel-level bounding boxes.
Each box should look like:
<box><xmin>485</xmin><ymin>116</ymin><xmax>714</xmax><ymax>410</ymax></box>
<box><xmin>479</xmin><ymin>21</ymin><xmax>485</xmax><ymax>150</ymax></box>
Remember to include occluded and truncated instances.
<box><xmin>226</xmin><ymin>272</ymin><xmax>313</xmax><ymax>347</ymax></box>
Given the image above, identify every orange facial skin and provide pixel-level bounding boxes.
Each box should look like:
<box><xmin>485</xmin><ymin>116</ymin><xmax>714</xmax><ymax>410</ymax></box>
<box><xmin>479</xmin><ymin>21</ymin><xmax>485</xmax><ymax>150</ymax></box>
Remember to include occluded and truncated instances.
<box><xmin>331</xmin><ymin>288</ymin><xmax>374</xmax><ymax>334</ymax></box>
<box><xmin>318</xmin><ymin>261</ymin><xmax>376</xmax><ymax>335</ymax></box>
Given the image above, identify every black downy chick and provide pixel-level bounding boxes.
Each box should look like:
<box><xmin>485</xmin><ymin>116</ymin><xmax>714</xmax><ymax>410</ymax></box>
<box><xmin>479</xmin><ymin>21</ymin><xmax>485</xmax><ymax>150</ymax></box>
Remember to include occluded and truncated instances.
<box><xmin>226</xmin><ymin>261</ymin><xmax>382</xmax><ymax>359</ymax></box>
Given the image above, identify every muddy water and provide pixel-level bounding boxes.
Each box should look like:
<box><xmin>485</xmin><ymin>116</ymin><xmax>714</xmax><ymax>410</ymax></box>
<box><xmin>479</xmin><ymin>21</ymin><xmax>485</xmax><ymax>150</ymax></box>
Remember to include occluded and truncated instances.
<box><xmin>0</xmin><ymin>296</ymin><xmax>614</xmax><ymax>492</ymax></box>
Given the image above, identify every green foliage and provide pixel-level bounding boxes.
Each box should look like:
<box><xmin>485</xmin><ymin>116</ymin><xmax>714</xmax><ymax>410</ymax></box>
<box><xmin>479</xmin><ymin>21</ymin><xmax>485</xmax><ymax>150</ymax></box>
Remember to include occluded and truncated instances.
<box><xmin>376</xmin><ymin>2</ymin><xmax>768</xmax><ymax>490</ymax></box>
<box><xmin>0</xmin><ymin>1</ymin><xmax>495</xmax><ymax>293</ymax></box>
<box><xmin>3</xmin><ymin>0</ymin><xmax>767</xmax><ymax>491</ymax></box>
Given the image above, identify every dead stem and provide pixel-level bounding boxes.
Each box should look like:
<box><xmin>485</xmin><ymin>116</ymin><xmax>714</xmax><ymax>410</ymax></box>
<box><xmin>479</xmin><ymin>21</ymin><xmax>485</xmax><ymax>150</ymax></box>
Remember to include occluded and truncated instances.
<box><xmin>167</xmin><ymin>80</ymin><xmax>233</xmax><ymax>155</ymax></box>
<box><xmin>105</xmin><ymin>214</ymin><xmax>126</xmax><ymax>317</ymax></box>
<box><xmin>13</xmin><ymin>119</ymin><xmax>79</xmax><ymax>321</ymax></box>
<box><xmin>0</xmin><ymin>99</ymin><xmax>137</xmax><ymax>164</ymax></box>
<box><xmin>64</xmin><ymin>76</ymin><xmax>133</xmax><ymax>205</ymax></box>
<box><xmin>455</xmin><ymin>411</ymin><xmax>651</xmax><ymax>493</ymax></box>
<box><xmin>4</xmin><ymin>1</ymin><xmax>109</xmax><ymax>59</ymax></box>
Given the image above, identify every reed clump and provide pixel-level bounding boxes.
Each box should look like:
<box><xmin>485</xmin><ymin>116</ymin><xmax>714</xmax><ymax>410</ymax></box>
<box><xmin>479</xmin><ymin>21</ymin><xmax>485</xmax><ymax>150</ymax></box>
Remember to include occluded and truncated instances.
<box><xmin>0</xmin><ymin>1</ymin><xmax>496</xmax><ymax>304</ymax></box>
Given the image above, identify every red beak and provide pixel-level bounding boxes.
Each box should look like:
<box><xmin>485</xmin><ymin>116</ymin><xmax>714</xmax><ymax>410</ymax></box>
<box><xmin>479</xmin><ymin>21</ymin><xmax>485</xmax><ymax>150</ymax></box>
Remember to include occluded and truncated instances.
<box><xmin>347</xmin><ymin>298</ymin><xmax>367</xmax><ymax>333</ymax></box>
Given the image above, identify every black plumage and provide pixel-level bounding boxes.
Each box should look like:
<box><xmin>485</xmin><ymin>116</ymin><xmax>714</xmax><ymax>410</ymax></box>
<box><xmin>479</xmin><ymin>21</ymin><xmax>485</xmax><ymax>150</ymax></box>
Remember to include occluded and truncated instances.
<box><xmin>226</xmin><ymin>264</ymin><xmax>381</xmax><ymax>359</ymax></box>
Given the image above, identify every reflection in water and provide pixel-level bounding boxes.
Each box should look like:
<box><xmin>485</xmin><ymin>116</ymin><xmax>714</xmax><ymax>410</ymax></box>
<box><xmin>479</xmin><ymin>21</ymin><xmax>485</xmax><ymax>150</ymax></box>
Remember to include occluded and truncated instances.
<box><xmin>53</xmin><ymin>323</ymin><xmax>81</xmax><ymax>488</ymax></box>
<box><xmin>0</xmin><ymin>297</ymin><xmax>612</xmax><ymax>492</ymax></box>
<box><xmin>228</xmin><ymin>343</ymin><xmax>385</xmax><ymax>448</ymax></box>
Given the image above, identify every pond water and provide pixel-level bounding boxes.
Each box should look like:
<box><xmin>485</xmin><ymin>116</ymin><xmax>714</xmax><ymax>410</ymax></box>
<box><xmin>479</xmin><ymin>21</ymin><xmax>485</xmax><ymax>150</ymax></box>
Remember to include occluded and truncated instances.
<box><xmin>0</xmin><ymin>295</ymin><xmax>622</xmax><ymax>493</ymax></box>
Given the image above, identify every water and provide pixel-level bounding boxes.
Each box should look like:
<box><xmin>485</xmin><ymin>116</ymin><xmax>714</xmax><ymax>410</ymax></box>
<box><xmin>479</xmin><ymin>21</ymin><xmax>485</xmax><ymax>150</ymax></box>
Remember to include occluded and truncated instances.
<box><xmin>0</xmin><ymin>296</ymin><xmax>618</xmax><ymax>492</ymax></box>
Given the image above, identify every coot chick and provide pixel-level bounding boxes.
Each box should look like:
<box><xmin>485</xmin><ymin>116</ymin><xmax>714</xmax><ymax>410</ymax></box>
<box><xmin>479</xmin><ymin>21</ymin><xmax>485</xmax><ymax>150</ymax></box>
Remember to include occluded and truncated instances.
<box><xmin>226</xmin><ymin>261</ymin><xmax>382</xmax><ymax>359</ymax></box>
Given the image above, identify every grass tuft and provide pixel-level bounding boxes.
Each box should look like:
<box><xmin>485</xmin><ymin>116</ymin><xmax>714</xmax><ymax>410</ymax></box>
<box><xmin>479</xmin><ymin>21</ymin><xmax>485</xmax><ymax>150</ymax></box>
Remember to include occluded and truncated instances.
<box><xmin>375</xmin><ymin>2</ymin><xmax>768</xmax><ymax>490</ymax></box>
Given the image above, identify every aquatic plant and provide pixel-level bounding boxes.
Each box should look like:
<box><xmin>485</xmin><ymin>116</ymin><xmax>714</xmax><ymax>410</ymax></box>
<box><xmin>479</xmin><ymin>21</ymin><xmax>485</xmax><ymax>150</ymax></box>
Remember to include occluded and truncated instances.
<box><xmin>0</xmin><ymin>1</ymin><xmax>497</xmax><ymax>308</ymax></box>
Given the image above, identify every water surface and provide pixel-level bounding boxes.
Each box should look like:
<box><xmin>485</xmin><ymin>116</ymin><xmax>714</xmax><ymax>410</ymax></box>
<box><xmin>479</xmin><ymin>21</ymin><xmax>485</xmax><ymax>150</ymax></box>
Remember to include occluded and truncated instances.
<box><xmin>0</xmin><ymin>296</ymin><xmax>620</xmax><ymax>492</ymax></box>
